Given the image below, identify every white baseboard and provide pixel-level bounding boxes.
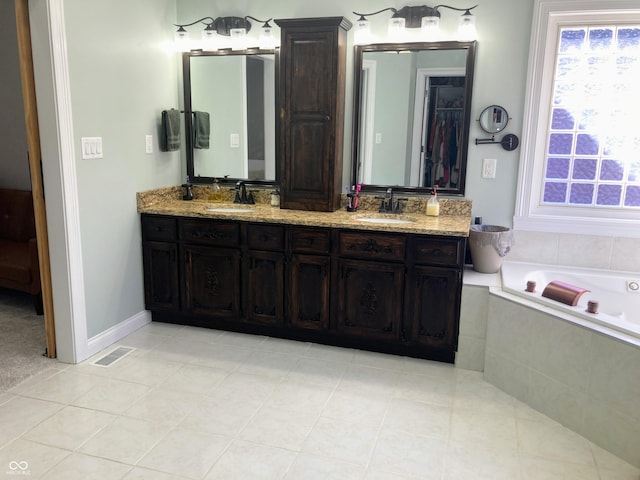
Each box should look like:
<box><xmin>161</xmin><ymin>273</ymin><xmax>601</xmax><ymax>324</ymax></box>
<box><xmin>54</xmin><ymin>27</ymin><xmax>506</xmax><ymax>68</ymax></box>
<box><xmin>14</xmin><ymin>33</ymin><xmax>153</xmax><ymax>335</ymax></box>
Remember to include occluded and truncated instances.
<box><xmin>86</xmin><ymin>310</ymin><xmax>151</xmax><ymax>359</ymax></box>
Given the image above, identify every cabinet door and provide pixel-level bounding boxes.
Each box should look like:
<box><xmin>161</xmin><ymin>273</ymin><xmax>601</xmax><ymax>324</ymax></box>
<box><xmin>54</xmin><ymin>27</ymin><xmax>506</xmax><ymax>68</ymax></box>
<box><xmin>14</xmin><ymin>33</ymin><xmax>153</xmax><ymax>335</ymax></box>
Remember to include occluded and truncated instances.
<box><xmin>277</xmin><ymin>18</ymin><xmax>350</xmax><ymax>212</ymax></box>
<box><xmin>289</xmin><ymin>254</ymin><xmax>330</xmax><ymax>330</ymax></box>
<box><xmin>143</xmin><ymin>241</ymin><xmax>179</xmax><ymax>311</ymax></box>
<box><xmin>245</xmin><ymin>251</ymin><xmax>284</xmax><ymax>326</ymax></box>
<box><xmin>336</xmin><ymin>258</ymin><xmax>404</xmax><ymax>342</ymax></box>
<box><xmin>408</xmin><ymin>266</ymin><xmax>461</xmax><ymax>349</ymax></box>
<box><xmin>181</xmin><ymin>244</ymin><xmax>241</xmax><ymax>318</ymax></box>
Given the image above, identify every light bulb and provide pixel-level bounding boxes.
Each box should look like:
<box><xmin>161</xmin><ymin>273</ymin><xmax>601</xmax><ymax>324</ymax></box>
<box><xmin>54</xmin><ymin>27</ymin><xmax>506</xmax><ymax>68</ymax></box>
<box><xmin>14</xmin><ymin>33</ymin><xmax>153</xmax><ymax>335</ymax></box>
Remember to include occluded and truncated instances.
<box><xmin>259</xmin><ymin>24</ymin><xmax>278</xmax><ymax>50</ymax></box>
<box><xmin>354</xmin><ymin>17</ymin><xmax>372</xmax><ymax>46</ymax></box>
<box><xmin>230</xmin><ymin>28</ymin><xmax>247</xmax><ymax>50</ymax></box>
<box><xmin>388</xmin><ymin>17</ymin><xmax>406</xmax><ymax>42</ymax></box>
<box><xmin>458</xmin><ymin>10</ymin><xmax>477</xmax><ymax>41</ymax></box>
<box><xmin>174</xmin><ymin>26</ymin><xmax>190</xmax><ymax>52</ymax></box>
<box><xmin>421</xmin><ymin>15</ymin><xmax>440</xmax><ymax>41</ymax></box>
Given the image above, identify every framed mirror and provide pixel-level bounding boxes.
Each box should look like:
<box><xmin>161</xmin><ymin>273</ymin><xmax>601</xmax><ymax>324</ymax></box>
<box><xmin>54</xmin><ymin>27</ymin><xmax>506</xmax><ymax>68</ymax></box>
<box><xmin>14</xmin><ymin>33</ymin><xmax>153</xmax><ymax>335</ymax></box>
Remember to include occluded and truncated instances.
<box><xmin>183</xmin><ymin>49</ymin><xmax>278</xmax><ymax>185</ymax></box>
<box><xmin>479</xmin><ymin>105</ymin><xmax>509</xmax><ymax>134</ymax></box>
<box><xmin>352</xmin><ymin>41</ymin><xmax>476</xmax><ymax>196</ymax></box>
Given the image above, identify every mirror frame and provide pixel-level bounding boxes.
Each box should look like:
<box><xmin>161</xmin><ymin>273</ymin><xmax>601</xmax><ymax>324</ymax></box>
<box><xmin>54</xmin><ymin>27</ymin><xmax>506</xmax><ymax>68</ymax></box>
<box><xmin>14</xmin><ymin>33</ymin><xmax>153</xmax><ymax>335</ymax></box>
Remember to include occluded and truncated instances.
<box><xmin>478</xmin><ymin>105</ymin><xmax>510</xmax><ymax>134</ymax></box>
<box><xmin>183</xmin><ymin>49</ymin><xmax>280</xmax><ymax>186</ymax></box>
<box><xmin>351</xmin><ymin>41</ymin><xmax>477</xmax><ymax>196</ymax></box>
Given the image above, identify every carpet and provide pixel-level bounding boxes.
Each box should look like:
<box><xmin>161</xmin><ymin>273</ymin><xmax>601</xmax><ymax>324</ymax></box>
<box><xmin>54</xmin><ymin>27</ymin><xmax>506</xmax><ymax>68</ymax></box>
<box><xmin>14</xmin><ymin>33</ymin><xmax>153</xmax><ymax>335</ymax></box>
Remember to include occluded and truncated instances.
<box><xmin>0</xmin><ymin>288</ymin><xmax>55</xmax><ymax>392</ymax></box>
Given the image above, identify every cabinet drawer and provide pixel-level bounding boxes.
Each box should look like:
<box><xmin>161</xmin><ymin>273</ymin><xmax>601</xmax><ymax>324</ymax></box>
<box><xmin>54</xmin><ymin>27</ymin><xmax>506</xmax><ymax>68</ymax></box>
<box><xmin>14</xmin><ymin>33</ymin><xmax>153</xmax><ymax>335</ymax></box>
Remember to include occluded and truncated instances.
<box><xmin>246</xmin><ymin>224</ymin><xmax>285</xmax><ymax>251</ymax></box>
<box><xmin>413</xmin><ymin>237</ymin><xmax>463</xmax><ymax>267</ymax></box>
<box><xmin>141</xmin><ymin>215</ymin><xmax>177</xmax><ymax>242</ymax></box>
<box><xmin>289</xmin><ymin>227</ymin><xmax>330</xmax><ymax>254</ymax></box>
<box><xmin>338</xmin><ymin>231</ymin><xmax>405</xmax><ymax>262</ymax></box>
<box><xmin>179</xmin><ymin>219</ymin><xmax>239</xmax><ymax>247</ymax></box>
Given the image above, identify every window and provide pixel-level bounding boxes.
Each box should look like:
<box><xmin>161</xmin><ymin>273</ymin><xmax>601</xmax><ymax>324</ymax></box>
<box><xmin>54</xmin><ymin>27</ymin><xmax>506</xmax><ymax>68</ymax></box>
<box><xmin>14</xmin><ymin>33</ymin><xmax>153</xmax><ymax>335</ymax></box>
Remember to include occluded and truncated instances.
<box><xmin>514</xmin><ymin>0</ymin><xmax>640</xmax><ymax>238</ymax></box>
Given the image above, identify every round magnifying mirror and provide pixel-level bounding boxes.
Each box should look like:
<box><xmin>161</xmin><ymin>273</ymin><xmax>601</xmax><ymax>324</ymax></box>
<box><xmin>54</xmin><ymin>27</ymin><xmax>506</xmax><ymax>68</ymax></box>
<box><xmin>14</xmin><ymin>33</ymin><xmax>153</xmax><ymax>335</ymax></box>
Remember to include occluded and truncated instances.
<box><xmin>479</xmin><ymin>105</ymin><xmax>509</xmax><ymax>134</ymax></box>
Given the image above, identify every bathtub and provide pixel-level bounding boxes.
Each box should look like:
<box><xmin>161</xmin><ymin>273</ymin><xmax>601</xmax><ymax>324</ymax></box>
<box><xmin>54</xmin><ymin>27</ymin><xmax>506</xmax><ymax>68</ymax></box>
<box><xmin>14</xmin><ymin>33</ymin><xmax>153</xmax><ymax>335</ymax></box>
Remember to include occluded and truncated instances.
<box><xmin>500</xmin><ymin>261</ymin><xmax>640</xmax><ymax>340</ymax></box>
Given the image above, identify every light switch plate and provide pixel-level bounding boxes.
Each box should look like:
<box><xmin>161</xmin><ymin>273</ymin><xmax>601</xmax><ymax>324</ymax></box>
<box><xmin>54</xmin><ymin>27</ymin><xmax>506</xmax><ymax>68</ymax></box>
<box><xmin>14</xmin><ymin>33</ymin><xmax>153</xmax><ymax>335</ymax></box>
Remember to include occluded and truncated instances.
<box><xmin>81</xmin><ymin>137</ymin><xmax>103</xmax><ymax>159</ymax></box>
<box><xmin>145</xmin><ymin>135</ymin><xmax>153</xmax><ymax>154</ymax></box>
<box><xmin>230</xmin><ymin>133</ymin><xmax>240</xmax><ymax>148</ymax></box>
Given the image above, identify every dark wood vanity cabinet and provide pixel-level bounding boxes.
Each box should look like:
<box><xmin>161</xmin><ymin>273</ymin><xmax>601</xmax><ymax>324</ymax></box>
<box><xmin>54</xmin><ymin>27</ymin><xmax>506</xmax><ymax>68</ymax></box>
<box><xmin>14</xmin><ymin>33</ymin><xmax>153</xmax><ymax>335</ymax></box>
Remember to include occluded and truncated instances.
<box><xmin>335</xmin><ymin>258</ymin><xmax>405</xmax><ymax>343</ymax></box>
<box><xmin>244</xmin><ymin>225</ymin><xmax>285</xmax><ymax>327</ymax></box>
<box><xmin>334</xmin><ymin>231</ymin><xmax>406</xmax><ymax>343</ymax></box>
<box><xmin>179</xmin><ymin>220</ymin><xmax>241</xmax><ymax>319</ymax></box>
<box><xmin>288</xmin><ymin>227</ymin><xmax>331</xmax><ymax>331</ymax></box>
<box><xmin>276</xmin><ymin>17</ymin><xmax>351</xmax><ymax>212</ymax></box>
<box><xmin>141</xmin><ymin>214</ymin><xmax>465</xmax><ymax>362</ymax></box>
<box><xmin>406</xmin><ymin>237</ymin><xmax>465</xmax><ymax>351</ymax></box>
<box><xmin>142</xmin><ymin>216</ymin><xmax>179</xmax><ymax>311</ymax></box>
<box><xmin>182</xmin><ymin>245</ymin><xmax>241</xmax><ymax>318</ymax></box>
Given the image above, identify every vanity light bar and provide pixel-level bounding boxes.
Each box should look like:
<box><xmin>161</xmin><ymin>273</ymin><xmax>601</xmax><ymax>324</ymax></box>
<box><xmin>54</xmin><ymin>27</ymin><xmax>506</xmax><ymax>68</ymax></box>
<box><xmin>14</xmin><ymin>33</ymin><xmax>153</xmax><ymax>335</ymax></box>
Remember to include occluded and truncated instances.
<box><xmin>353</xmin><ymin>4</ymin><xmax>478</xmax><ymax>44</ymax></box>
<box><xmin>174</xmin><ymin>15</ymin><xmax>276</xmax><ymax>52</ymax></box>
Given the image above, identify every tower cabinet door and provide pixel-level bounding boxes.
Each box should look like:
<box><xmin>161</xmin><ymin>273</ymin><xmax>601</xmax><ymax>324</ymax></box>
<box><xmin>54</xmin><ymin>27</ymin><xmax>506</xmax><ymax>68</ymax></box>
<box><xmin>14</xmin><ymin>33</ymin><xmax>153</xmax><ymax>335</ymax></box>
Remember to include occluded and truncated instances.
<box><xmin>276</xmin><ymin>17</ymin><xmax>351</xmax><ymax>212</ymax></box>
<box><xmin>288</xmin><ymin>254</ymin><xmax>331</xmax><ymax>331</ymax></box>
<box><xmin>335</xmin><ymin>258</ymin><xmax>404</xmax><ymax>342</ymax></box>
<box><xmin>142</xmin><ymin>241</ymin><xmax>179</xmax><ymax>312</ymax></box>
<box><xmin>245</xmin><ymin>250</ymin><xmax>285</xmax><ymax>327</ymax></box>
<box><xmin>407</xmin><ymin>266</ymin><xmax>461</xmax><ymax>350</ymax></box>
<box><xmin>181</xmin><ymin>244</ymin><xmax>241</xmax><ymax>318</ymax></box>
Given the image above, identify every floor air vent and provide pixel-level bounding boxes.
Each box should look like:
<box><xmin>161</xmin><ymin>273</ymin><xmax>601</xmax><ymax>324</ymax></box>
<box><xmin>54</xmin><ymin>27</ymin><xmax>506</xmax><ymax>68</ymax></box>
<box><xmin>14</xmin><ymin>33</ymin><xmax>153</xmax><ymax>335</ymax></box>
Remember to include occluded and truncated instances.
<box><xmin>92</xmin><ymin>346</ymin><xmax>135</xmax><ymax>367</ymax></box>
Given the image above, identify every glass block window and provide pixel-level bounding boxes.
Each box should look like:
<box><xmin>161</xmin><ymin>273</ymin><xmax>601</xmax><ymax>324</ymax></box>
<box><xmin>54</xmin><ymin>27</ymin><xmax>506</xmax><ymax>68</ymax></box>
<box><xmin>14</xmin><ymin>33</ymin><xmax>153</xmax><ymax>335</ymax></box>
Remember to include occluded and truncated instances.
<box><xmin>542</xmin><ymin>25</ymin><xmax>640</xmax><ymax>208</ymax></box>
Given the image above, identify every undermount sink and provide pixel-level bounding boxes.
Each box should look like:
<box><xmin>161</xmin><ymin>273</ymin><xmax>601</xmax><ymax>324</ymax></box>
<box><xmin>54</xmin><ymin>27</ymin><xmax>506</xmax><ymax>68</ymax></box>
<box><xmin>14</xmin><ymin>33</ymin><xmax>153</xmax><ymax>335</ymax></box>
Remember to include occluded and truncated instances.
<box><xmin>204</xmin><ymin>206</ymin><xmax>255</xmax><ymax>213</ymax></box>
<box><xmin>356</xmin><ymin>216</ymin><xmax>416</xmax><ymax>225</ymax></box>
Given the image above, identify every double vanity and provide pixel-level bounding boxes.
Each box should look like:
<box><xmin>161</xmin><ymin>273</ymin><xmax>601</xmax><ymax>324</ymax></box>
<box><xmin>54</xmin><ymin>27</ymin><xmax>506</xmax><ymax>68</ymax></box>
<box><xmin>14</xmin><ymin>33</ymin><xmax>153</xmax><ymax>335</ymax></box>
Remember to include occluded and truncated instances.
<box><xmin>140</xmin><ymin>16</ymin><xmax>476</xmax><ymax>363</ymax></box>
<box><xmin>138</xmin><ymin>190</ymin><xmax>471</xmax><ymax>363</ymax></box>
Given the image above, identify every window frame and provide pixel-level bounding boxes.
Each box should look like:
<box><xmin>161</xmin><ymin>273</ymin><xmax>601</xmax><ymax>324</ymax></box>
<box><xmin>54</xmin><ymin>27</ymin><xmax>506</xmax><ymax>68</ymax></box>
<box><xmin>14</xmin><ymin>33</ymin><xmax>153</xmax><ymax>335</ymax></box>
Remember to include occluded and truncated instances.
<box><xmin>514</xmin><ymin>0</ymin><xmax>640</xmax><ymax>238</ymax></box>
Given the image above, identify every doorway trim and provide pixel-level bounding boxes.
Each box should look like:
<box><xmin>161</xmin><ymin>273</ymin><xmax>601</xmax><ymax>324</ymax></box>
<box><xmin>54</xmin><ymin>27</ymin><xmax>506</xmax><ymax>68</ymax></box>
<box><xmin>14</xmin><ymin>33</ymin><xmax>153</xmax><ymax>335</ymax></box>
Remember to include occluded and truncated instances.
<box><xmin>409</xmin><ymin>67</ymin><xmax>466</xmax><ymax>187</ymax></box>
<box><xmin>21</xmin><ymin>0</ymin><xmax>88</xmax><ymax>363</ymax></box>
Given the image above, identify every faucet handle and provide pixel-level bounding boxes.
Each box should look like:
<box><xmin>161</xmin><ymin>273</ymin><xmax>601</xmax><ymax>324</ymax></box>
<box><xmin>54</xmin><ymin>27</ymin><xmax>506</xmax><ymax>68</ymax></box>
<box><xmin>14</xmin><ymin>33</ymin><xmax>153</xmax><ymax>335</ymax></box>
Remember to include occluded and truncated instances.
<box><xmin>374</xmin><ymin>196</ymin><xmax>389</xmax><ymax>212</ymax></box>
<box><xmin>395</xmin><ymin>198</ymin><xmax>408</xmax><ymax>213</ymax></box>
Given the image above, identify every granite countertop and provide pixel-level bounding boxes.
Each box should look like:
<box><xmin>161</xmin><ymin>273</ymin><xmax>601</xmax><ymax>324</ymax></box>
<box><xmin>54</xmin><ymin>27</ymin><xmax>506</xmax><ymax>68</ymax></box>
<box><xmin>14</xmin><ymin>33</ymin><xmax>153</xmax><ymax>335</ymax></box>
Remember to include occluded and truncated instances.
<box><xmin>137</xmin><ymin>187</ymin><xmax>472</xmax><ymax>237</ymax></box>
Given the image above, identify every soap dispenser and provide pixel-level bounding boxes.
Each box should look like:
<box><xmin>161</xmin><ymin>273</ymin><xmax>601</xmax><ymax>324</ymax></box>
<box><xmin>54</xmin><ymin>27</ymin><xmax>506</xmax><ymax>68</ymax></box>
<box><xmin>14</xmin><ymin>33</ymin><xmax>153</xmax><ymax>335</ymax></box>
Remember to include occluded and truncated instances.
<box><xmin>426</xmin><ymin>186</ymin><xmax>439</xmax><ymax>216</ymax></box>
<box><xmin>209</xmin><ymin>178</ymin><xmax>222</xmax><ymax>203</ymax></box>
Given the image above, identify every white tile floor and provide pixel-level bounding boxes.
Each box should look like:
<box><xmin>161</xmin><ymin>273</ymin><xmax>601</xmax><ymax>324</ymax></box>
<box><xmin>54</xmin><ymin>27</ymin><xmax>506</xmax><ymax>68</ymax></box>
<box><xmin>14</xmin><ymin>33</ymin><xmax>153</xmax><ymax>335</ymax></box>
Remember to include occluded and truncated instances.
<box><xmin>1</xmin><ymin>322</ymin><xmax>639</xmax><ymax>480</ymax></box>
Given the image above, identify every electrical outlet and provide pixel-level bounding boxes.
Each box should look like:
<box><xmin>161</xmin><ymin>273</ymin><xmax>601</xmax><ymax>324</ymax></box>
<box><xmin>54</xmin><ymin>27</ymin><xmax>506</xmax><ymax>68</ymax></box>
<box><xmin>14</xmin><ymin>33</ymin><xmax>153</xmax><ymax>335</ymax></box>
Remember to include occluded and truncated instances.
<box><xmin>375</xmin><ymin>133</ymin><xmax>382</xmax><ymax>144</ymax></box>
<box><xmin>482</xmin><ymin>158</ymin><xmax>497</xmax><ymax>179</ymax></box>
<box><xmin>145</xmin><ymin>135</ymin><xmax>153</xmax><ymax>154</ymax></box>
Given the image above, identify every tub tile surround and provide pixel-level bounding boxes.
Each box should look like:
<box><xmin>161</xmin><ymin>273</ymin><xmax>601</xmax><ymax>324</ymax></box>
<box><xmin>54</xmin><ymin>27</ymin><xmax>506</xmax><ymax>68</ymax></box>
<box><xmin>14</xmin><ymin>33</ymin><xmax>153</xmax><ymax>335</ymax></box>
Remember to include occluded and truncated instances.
<box><xmin>463</xmin><ymin>228</ymin><xmax>640</xmax><ymax>468</ymax></box>
<box><xmin>508</xmin><ymin>229</ymin><xmax>640</xmax><ymax>273</ymax></box>
<box><xmin>485</xmin><ymin>294</ymin><xmax>640</xmax><ymax>468</ymax></box>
